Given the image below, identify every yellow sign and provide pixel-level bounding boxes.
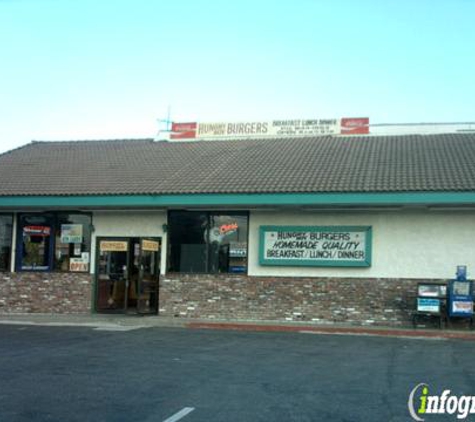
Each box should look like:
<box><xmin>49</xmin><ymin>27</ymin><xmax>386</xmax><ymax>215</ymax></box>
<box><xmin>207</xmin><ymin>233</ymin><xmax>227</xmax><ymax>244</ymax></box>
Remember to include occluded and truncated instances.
<box><xmin>142</xmin><ymin>239</ymin><xmax>159</xmax><ymax>252</ymax></box>
<box><xmin>100</xmin><ymin>241</ymin><xmax>128</xmax><ymax>252</ymax></box>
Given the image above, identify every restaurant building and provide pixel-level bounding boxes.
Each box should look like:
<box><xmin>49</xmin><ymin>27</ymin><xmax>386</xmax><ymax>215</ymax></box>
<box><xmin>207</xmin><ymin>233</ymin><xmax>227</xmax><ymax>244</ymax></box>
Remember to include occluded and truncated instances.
<box><xmin>0</xmin><ymin>119</ymin><xmax>474</xmax><ymax>326</ymax></box>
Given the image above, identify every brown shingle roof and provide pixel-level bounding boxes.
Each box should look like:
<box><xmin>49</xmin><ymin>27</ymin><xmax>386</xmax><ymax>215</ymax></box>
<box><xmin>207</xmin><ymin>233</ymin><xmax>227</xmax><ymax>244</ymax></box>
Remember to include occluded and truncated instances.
<box><xmin>0</xmin><ymin>134</ymin><xmax>474</xmax><ymax>196</ymax></box>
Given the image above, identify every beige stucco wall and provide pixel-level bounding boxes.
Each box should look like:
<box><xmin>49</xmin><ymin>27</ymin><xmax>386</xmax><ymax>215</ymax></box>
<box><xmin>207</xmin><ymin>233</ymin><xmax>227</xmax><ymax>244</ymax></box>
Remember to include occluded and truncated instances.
<box><xmin>88</xmin><ymin>208</ymin><xmax>475</xmax><ymax>279</ymax></box>
<box><xmin>91</xmin><ymin>211</ymin><xmax>168</xmax><ymax>275</ymax></box>
<box><xmin>248</xmin><ymin>210</ymin><xmax>475</xmax><ymax>279</ymax></box>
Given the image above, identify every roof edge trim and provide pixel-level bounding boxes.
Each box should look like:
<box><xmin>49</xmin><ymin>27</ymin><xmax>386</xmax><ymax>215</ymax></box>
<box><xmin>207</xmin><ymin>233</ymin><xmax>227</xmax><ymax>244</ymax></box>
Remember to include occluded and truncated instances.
<box><xmin>1</xmin><ymin>192</ymin><xmax>475</xmax><ymax>208</ymax></box>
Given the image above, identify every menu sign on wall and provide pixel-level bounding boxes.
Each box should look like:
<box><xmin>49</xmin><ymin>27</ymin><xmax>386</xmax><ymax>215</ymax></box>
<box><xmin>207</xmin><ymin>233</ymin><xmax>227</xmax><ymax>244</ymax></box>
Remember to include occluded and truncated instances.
<box><xmin>259</xmin><ymin>226</ymin><xmax>372</xmax><ymax>267</ymax></box>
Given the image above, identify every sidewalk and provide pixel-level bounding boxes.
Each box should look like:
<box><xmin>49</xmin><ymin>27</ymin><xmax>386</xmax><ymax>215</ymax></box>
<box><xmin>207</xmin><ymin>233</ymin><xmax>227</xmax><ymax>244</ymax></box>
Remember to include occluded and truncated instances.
<box><xmin>1</xmin><ymin>313</ymin><xmax>474</xmax><ymax>341</ymax></box>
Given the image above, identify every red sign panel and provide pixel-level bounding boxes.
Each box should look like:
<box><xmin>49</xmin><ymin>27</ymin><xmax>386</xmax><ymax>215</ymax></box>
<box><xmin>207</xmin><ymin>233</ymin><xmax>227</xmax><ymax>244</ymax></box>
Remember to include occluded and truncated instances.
<box><xmin>170</xmin><ymin>122</ymin><xmax>197</xmax><ymax>139</ymax></box>
<box><xmin>24</xmin><ymin>225</ymin><xmax>51</xmax><ymax>236</ymax></box>
<box><xmin>340</xmin><ymin>117</ymin><xmax>369</xmax><ymax>135</ymax></box>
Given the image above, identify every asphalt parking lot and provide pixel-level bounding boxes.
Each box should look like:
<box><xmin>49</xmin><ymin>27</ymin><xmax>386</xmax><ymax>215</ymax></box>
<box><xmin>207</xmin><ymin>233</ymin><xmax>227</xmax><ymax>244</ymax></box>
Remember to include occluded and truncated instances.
<box><xmin>1</xmin><ymin>324</ymin><xmax>474</xmax><ymax>422</ymax></box>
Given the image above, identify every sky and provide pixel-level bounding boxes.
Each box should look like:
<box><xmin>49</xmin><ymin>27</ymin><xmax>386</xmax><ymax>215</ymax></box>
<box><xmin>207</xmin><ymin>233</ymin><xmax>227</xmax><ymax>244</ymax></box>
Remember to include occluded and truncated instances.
<box><xmin>0</xmin><ymin>0</ymin><xmax>474</xmax><ymax>153</ymax></box>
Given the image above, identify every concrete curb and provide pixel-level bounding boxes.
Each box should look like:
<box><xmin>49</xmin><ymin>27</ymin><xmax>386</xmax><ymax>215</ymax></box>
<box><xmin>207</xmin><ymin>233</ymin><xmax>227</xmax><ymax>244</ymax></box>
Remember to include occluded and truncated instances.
<box><xmin>1</xmin><ymin>314</ymin><xmax>474</xmax><ymax>341</ymax></box>
<box><xmin>187</xmin><ymin>322</ymin><xmax>475</xmax><ymax>341</ymax></box>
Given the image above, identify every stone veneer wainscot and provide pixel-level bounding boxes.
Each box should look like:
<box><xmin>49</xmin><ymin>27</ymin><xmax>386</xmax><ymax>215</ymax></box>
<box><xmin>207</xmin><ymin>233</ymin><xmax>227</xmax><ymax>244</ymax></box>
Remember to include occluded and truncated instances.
<box><xmin>0</xmin><ymin>272</ymin><xmax>92</xmax><ymax>314</ymax></box>
<box><xmin>159</xmin><ymin>274</ymin><xmax>445</xmax><ymax>326</ymax></box>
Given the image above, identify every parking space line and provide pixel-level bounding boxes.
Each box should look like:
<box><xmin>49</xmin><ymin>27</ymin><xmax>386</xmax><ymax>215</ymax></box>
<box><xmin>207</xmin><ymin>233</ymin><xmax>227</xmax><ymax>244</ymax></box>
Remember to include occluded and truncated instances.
<box><xmin>162</xmin><ymin>407</ymin><xmax>195</xmax><ymax>422</ymax></box>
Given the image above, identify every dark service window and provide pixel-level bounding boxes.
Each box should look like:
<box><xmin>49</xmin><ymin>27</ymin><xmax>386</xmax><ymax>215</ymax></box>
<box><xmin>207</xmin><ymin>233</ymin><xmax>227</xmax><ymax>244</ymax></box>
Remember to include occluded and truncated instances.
<box><xmin>168</xmin><ymin>211</ymin><xmax>248</xmax><ymax>274</ymax></box>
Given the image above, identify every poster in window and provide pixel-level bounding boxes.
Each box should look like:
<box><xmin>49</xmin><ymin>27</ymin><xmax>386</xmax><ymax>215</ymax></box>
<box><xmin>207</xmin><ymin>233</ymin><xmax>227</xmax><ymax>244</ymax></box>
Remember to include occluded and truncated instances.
<box><xmin>229</xmin><ymin>242</ymin><xmax>247</xmax><ymax>258</ymax></box>
<box><xmin>24</xmin><ymin>225</ymin><xmax>51</xmax><ymax>236</ymax></box>
<box><xmin>61</xmin><ymin>224</ymin><xmax>83</xmax><ymax>244</ymax></box>
<box><xmin>100</xmin><ymin>241</ymin><xmax>128</xmax><ymax>252</ymax></box>
<box><xmin>142</xmin><ymin>240</ymin><xmax>159</xmax><ymax>252</ymax></box>
<box><xmin>69</xmin><ymin>258</ymin><xmax>89</xmax><ymax>272</ymax></box>
<box><xmin>74</xmin><ymin>243</ymin><xmax>82</xmax><ymax>256</ymax></box>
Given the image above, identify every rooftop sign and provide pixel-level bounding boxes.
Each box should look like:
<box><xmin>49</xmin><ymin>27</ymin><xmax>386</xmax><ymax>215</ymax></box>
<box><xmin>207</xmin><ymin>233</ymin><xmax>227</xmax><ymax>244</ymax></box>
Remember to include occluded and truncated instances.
<box><xmin>169</xmin><ymin>117</ymin><xmax>369</xmax><ymax>140</ymax></box>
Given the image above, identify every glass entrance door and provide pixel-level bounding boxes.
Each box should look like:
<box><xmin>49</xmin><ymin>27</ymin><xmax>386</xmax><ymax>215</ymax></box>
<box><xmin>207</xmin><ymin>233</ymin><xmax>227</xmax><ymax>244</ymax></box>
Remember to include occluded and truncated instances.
<box><xmin>137</xmin><ymin>238</ymin><xmax>160</xmax><ymax>314</ymax></box>
<box><xmin>96</xmin><ymin>239</ymin><xmax>129</xmax><ymax>312</ymax></box>
<box><xmin>95</xmin><ymin>237</ymin><xmax>160</xmax><ymax>314</ymax></box>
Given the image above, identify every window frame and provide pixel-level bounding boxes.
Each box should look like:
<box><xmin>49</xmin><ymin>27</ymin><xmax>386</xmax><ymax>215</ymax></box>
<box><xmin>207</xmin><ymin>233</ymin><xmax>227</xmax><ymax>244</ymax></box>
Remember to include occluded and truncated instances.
<box><xmin>0</xmin><ymin>213</ymin><xmax>14</xmax><ymax>273</ymax></box>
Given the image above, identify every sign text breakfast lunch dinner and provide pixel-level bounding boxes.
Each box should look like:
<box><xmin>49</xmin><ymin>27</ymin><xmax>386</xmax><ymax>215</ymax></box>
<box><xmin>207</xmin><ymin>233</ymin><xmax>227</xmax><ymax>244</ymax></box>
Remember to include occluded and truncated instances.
<box><xmin>259</xmin><ymin>226</ymin><xmax>372</xmax><ymax>267</ymax></box>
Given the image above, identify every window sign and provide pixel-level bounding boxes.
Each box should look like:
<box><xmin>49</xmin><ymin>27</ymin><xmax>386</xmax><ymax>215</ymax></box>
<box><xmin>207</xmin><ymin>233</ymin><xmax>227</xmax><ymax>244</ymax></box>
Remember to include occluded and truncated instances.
<box><xmin>229</xmin><ymin>242</ymin><xmax>247</xmax><ymax>258</ymax></box>
<box><xmin>100</xmin><ymin>241</ymin><xmax>128</xmax><ymax>252</ymax></box>
<box><xmin>259</xmin><ymin>226</ymin><xmax>372</xmax><ymax>267</ymax></box>
<box><xmin>60</xmin><ymin>224</ymin><xmax>83</xmax><ymax>243</ymax></box>
<box><xmin>142</xmin><ymin>240</ymin><xmax>160</xmax><ymax>252</ymax></box>
<box><xmin>69</xmin><ymin>258</ymin><xmax>89</xmax><ymax>272</ymax></box>
<box><xmin>24</xmin><ymin>226</ymin><xmax>50</xmax><ymax>236</ymax></box>
<box><xmin>74</xmin><ymin>243</ymin><xmax>82</xmax><ymax>256</ymax></box>
<box><xmin>220</xmin><ymin>223</ymin><xmax>238</xmax><ymax>236</ymax></box>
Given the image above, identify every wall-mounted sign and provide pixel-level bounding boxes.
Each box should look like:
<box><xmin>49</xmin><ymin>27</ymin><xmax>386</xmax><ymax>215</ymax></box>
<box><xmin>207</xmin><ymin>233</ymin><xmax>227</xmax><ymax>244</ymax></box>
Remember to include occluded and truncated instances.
<box><xmin>61</xmin><ymin>224</ymin><xmax>83</xmax><ymax>243</ymax></box>
<box><xmin>169</xmin><ymin>117</ymin><xmax>369</xmax><ymax>140</ymax></box>
<box><xmin>259</xmin><ymin>226</ymin><xmax>372</xmax><ymax>267</ymax></box>
<box><xmin>100</xmin><ymin>241</ymin><xmax>128</xmax><ymax>252</ymax></box>
<box><xmin>142</xmin><ymin>239</ymin><xmax>160</xmax><ymax>252</ymax></box>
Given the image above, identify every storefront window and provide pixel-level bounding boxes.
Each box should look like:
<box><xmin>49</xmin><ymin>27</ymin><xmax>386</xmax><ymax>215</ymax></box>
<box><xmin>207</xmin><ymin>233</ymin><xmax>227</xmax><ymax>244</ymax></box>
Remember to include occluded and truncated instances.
<box><xmin>19</xmin><ymin>214</ymin><xmax>53</xmax><ymax>271</ymax></box>
<box><xmin>0</xmin><ymin>215</ymin><xmax>13</xmax><ymax>271</ymax></box>
<box><xmin>17</xmin><ymin>213</ymin><xmax>91</xmax><ymax>272</ymax></box>
<box><xmin>168</xmin><ymin>211</ymin><xmax>248</xmax><ymax>274</ymax></box>
<box><xmin>54</xmin><ymin>214</ymin><xmax>92</xmax><ymax>272</ymax></box>
<box><xmin>168</xmin><ymin>212</ymin><xmax>208</xmax><ymax>273</ymax></box>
